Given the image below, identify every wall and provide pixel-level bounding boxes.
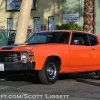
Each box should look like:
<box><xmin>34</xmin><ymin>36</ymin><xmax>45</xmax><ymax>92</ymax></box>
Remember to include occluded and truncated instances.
<box><xmin>62</xmin><ymin>0</ymin><xmax>84</xmax><ymax>27</ymax></box>
<box><xmin>0</xmin><ymin>0</ymin><xmax>62</xmax><ymax>32</ymax></box>
<box><xmin>62</xmin><ymin>0</ymin><xmax>100</xmax><ymax>35</ymax></box>
<box><xmin>95</xmin><ymin>0</ymin><xmax>100</xmax><ymax>35</ymax></box>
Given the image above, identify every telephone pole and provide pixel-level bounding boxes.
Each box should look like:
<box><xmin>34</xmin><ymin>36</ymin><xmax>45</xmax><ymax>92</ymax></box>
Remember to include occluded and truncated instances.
<box><xmin>15</xmin><ymin>0</ymin><xmax>33</xmax><ymax>43</ymax></box>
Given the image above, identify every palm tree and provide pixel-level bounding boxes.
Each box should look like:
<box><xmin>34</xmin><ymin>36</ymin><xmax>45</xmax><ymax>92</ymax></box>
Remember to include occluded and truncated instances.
<box><xmin>15</xmin><ymin>0</ymin><xmax>33</xmax><ymax>44</ymax></box>
<box><xmin>83</xmin><ymin>0</ymin><xmax>95</xmax><ymax>33</ymax></box>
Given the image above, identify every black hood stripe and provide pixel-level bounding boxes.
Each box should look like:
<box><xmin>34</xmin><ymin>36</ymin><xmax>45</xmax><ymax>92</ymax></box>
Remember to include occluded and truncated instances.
<box><xmin>1</xmin><ymin>46</ymin><xmax>18</xmax><ymax>50</ymax></box>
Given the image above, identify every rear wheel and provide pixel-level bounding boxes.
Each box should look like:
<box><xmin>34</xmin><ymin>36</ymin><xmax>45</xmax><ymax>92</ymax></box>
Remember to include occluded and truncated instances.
<box><xmin>38</xmin><ymin>57</ymin><xmax>60</xmax><ymax>84</ymax></box>
<box><xmin>97</xmin><ymin>70</ymin><xmax>100</xmax><ymax>79</ymax></box>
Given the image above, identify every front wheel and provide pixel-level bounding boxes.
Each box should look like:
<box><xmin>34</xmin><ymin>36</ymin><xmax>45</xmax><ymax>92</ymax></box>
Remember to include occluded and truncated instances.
<box><xmin>38</xmin><ymin>57</ymin><xmax>60</xmax><ymax>84</ymax></box>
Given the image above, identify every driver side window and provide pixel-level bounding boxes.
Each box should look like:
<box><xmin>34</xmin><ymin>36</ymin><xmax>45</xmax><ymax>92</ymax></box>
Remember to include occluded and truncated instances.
<box><xmin>71</xmin><ymin>32</ymin><xmax>89</xmax><ymax>46</ymax></box>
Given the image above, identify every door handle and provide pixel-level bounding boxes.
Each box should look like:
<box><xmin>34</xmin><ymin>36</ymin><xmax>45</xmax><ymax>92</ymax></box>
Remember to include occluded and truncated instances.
<box><xmin>91</xmin><ymin>48</ymin><xmax>95</xmax><ymax>50</ymax></box>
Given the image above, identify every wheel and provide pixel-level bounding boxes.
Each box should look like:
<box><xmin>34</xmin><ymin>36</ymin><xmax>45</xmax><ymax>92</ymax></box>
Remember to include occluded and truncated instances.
<box><xmin>38</xmin><ymin>57</ymin><xmax>60</xmax><ymax>84</ymax></box>
<box><xmin>97</xmin><ymin>70</ymin><xmax>100</xmax><ymax>79</ymax></box>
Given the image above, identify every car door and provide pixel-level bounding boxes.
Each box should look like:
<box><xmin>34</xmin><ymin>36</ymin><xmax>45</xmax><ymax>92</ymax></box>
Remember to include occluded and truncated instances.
<box><xmin>87</xmin><ymin>34</ymin><xmax>100</xmax><ymax>71</ymax></box>
<box><xmin>69</xmin><ymin>32</ymin><xmax>97</xmax><ymax>72</ymax></box>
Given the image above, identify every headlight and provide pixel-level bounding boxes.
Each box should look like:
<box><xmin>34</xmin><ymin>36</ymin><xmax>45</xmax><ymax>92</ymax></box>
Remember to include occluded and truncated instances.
<box><xmin>21</xmin><ymin>52</ymin><xmax>28</xmax><ymax>63</ymax></box>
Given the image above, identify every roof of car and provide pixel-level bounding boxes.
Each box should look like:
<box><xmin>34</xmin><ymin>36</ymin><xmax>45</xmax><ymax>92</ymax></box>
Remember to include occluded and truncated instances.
<box><xmin>39</xmin><ymin>30</ymin><xmax>97</xmax><ymax>35</ymax></box>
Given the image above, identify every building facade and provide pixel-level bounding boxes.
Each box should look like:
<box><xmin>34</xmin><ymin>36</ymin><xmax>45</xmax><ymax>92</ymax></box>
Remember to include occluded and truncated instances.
<box><xmin>62</xmin><ymin>0</ymin><xmax>100</xmax><ymax>35</ymax></box>
<box><xmin>0</xmin><ymin>0</ymin><xmax>100</xmax><ymax>45</ymax></box>
<box><xmin>95</xmin><ymin>0</ymin><xmax>100</xmax><ymax>35</ymax></box>
<box><xmin>62</xmin><ymin>0</ymin><xmax>84</xmax><ymax>27</ymax></box>
<box><xmin>0</xmin><ymin>0</ymin><xmax>62</xmax><ymax>32</ymax></box>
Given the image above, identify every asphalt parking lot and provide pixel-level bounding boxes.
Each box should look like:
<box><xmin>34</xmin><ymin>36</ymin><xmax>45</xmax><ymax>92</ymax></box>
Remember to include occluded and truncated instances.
<box><xmin>0</xmin><ymin>73</ymin><xmax>100</xmax><ymax>100</ymax></box>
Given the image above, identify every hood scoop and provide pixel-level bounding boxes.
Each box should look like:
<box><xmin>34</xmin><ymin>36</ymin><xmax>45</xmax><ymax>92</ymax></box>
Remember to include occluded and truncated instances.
<box><xmin>1</xmin><ymin>46</ymin><xmax>17</xmax><ymax>50</ymax></box>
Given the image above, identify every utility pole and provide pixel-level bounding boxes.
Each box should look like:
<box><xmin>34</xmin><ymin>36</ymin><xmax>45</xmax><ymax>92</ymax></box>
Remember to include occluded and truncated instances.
<box><xmin>15</xmin><ymin>0</ymin><xmax>33</xmax><ymax>44</ymax></box>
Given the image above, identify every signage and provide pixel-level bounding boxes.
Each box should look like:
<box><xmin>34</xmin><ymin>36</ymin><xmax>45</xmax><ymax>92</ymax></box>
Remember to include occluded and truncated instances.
<box><xmin>6</xmin><ymin>0</ymin><xmax>36</xmax><ymax>11</ymax></box>
<box><xmin>28</xmin><ymin>25</ymin><xmax>32</xmax><ymax>32</ymax></box>
<box><xmin>63</xmin><ymin>14</ymin><xmax>79</xmax><ymax>24</ymax></box>
<box><xmin>0</xmin><ymin>26</ymin><xmax>5</xmax><ymax>30</ymax></box>
<box><xmin>0</xmin><ymin>26</ymin><xmax>5</xmax><ymax>32</ymax></box>
<box><xmin>0</xmin><ymin>64</ymin><xmax>4</xmax><ymax>71</ymax></box>
<box><xmin>41</xmin><ymin>24</ymin><xmax>46</xmax><ymax>31</ymax></box>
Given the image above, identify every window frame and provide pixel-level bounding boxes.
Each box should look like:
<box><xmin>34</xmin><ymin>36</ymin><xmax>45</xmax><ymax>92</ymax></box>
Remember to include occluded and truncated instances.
<box><xmin>6</xmin><ymin>0</ymin><xmax>36</xmax><ymax>11</ymax></box>
<box><xmin>33</xmin><ymin>17</ymin><xmax>40</xmax><ymax>32</ymax></box>
<box><xmin>71</xmin><ymin>32</ymin><xmax>90</xmax><ymax>46</ymax></box>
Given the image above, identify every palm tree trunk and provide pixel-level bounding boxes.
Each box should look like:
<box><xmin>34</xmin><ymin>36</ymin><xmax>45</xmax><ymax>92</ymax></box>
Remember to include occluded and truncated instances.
<box><xmin>15</xmin><ymin>0</ymin><xmax>33</xmax><ymax>44</ymax></box>
<box><xmin>83</xmin><ymin>0</ymin><xmax>95</xmax><ymax>33</ymax></box>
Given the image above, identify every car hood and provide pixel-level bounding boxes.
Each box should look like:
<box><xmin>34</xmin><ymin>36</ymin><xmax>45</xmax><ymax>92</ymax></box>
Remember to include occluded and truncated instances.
<box><xmin>0</xmin><ymin>43</ymin><xmax>65</xmax><ymax>51</ymax></box>
<box><xmin>0</xmin><ymin>43</ymin><xmax>36</xmax><ymax>51</ymax></box>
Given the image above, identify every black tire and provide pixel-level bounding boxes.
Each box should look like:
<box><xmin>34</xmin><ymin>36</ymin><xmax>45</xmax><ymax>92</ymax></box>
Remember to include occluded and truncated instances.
<box><xmin>97</xmin><ymin>70</ymin><xmax>100</xmax><ymax>79</ymax></box>
<box><xmin>38</xmin><ymin>57</ymin><xmax>60</xmax><ymax>84</ymax></box>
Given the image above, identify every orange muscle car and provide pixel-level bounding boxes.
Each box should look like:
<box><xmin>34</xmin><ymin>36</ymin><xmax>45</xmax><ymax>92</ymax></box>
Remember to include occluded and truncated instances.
<box><xmin>0</xmin><ymin>30</ymin><xmax>100</xmax><ymax>84</ymax></box>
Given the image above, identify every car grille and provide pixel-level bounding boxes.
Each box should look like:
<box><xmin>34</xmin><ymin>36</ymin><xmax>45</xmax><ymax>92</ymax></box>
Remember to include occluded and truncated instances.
<box><xmin>0</xmin><ymin>52</ymin><xmax>21</xmax><ymax>62</ymax></box>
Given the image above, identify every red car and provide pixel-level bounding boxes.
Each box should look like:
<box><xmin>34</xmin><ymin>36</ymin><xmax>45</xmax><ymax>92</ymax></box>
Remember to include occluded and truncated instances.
<box><xmin>0</xmin><ymin>30</ymin><xmax>100</xmax><ymax>84</ymax></box>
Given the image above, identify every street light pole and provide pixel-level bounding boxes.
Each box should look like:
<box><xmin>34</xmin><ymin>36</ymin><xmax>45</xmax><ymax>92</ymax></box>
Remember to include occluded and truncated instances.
<box><xmin>15</xmin><ymin>0</ymin><xmax>33</xmax><ymax>44</ymax></box>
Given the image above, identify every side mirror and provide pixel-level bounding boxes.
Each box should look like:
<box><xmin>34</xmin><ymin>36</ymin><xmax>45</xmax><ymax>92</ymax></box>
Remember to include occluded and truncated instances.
<box><xmin>73</xmin><ymin>40</ymin><xmax>79</xmax><ymax>45</ymax></box>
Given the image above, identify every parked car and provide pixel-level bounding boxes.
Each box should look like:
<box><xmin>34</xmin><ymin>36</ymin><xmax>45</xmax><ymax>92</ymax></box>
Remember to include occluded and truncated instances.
<box><xmin>0</xmin><ymin>30</ymin><xmax>100</xmax><ymax>84</ymax></box>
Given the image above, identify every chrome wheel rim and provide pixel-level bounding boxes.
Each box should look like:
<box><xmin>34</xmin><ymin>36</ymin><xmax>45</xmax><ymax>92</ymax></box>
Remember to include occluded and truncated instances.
<box><xmin>47</xmin><ymin>62</ymin><xmax>57</xmax><ymax>80</ymax></box>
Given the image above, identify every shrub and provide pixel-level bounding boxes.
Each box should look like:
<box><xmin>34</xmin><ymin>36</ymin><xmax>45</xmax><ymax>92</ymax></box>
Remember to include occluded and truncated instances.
<box><xmin>55</xmin><ymin>22</ymin><xmax>83</xmax><ymax>30</ymax></box>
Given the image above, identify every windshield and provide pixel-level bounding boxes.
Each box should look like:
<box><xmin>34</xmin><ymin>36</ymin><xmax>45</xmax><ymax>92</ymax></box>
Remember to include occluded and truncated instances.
<box><xmin>25</xmin><ymin>32</ymin><xmax>70</xmax><ymax>44</ymax></box>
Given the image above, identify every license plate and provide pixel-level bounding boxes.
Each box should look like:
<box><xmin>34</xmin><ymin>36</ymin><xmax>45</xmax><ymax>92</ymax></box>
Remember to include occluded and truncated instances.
<box><xmin>0</xmin><ymin>64</ymin><xmax>4</xmax><ymax>71</ymax></box>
